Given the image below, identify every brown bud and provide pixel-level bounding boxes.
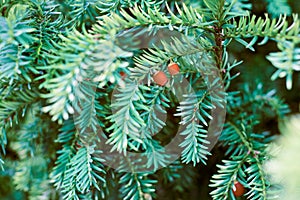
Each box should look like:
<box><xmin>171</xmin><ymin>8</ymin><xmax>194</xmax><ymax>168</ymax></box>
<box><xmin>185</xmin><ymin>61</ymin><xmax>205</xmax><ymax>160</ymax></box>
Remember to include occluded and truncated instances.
<box><xmin>168</xmin><ymin>62</ymin><xmax>180</xmax><ymax>75</ymax></box>
<box><xmin>153</xmin><ymin>71</ymin><xmax>168</xmax><ymax>86</ymax></box>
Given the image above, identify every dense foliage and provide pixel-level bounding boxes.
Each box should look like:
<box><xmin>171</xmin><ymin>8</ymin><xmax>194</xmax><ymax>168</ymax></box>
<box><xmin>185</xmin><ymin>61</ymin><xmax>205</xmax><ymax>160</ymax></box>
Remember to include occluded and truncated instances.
<box><xmin>0</xmin><ymin>0</ymin><xmax>299</xmax><ymax>199</ymax></box>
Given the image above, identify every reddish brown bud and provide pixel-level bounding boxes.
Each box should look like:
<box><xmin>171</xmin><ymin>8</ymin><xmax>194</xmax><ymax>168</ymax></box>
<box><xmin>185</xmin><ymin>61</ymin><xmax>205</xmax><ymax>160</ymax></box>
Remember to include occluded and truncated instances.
<box><xmin>232</xmin><ymin>181</ymin><xmax>245</xmax><ymax>197</ymax></box>
<box><xmin>168</xmin><ymin>62</ymin><xmax>180</xmax><ymax>75</ymax></box>
<box><xmin>153</xmin><ymin>71</ymin><xmax>168</xmax><ymax>86</ymax></box>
